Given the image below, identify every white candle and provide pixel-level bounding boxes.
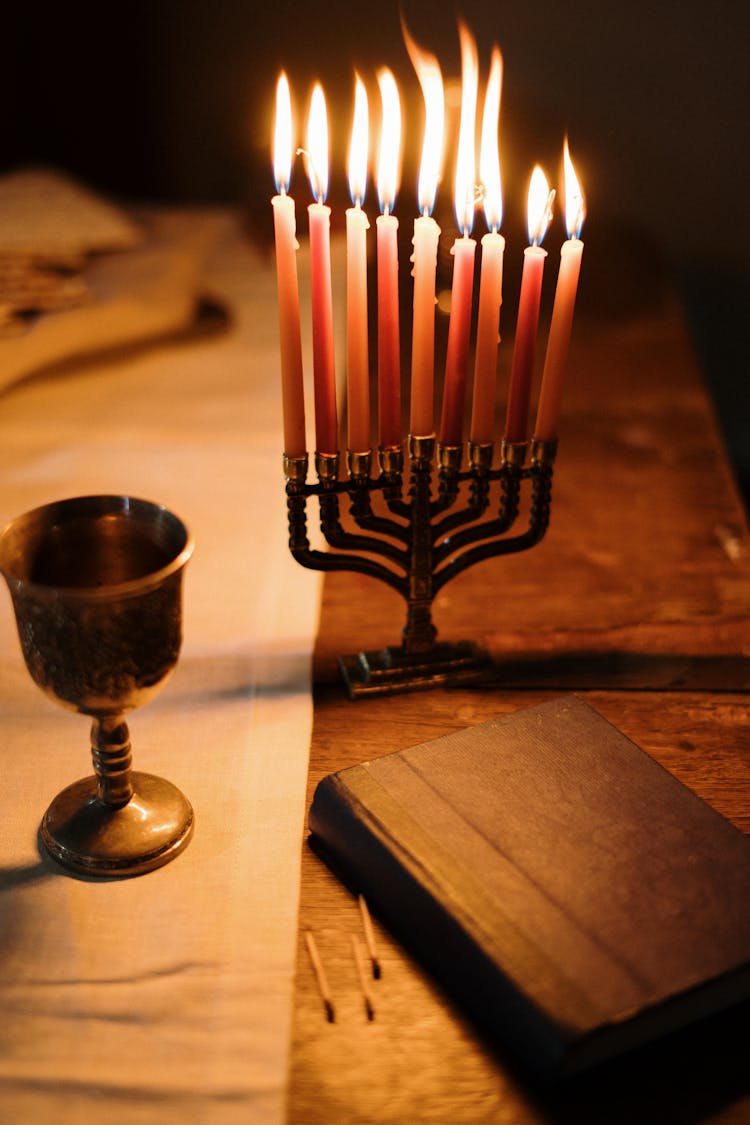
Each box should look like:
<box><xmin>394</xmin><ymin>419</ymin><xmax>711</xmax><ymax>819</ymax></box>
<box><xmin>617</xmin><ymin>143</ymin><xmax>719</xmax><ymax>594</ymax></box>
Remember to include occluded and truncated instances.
<box><xmin>411</xmin><ymin>214</ymin><xmax>440</xmax><ymax>436</ymax></box>
<box><xmin>345</xmin><ymin>76</ymin><xmax>371</xmax><ymax>454</ymax></box>
<box><xmin>439</xmin><ymin>22</ymin><xmax>478</xmax><ymax>448</ymax></box>
<box><xmin>376</xmin><ymin>68</ymin><xmax>402</xmax><ymax>449</ymax></box>
<box><xmin>377</xmin><ymin>213</ymin><xmax>401</xmax><ymax>447</ymax></box>
<box><xmin>271</xmin><ymin>73</ymin><xmax>306</xmax><ymax>458</ymax></box>
<box><xmin>306</xmin><ymin>84</ymin><xmax>337</xmax><ymax>455</ymax></box>
<box><xmin>404</xmin><ymin>25</ymin><xmax>445</xmax><ymax>437</ymax></box>
<box><xmin>535</xmin><ymin>141</ymin><xmax>586</xmax><ymax>441</ymax></box>
<box><xmin>470</xmin><ymin>46</ymin><xmax>504</xmax><ymax>447</ymax></box>
<box><xmin>439</xmin><ymin>236</ymin><xmax>476</xmax><ymax>445</ymax></box>
<box><xmin>471</xmin><ymin>232</ymin><xmax>505</xmax><ymax>445</ymax></box>
<box><xmin>505</xmin><ymin>166</ymin><xmax>553</xmax><ymax>443</ymax></box>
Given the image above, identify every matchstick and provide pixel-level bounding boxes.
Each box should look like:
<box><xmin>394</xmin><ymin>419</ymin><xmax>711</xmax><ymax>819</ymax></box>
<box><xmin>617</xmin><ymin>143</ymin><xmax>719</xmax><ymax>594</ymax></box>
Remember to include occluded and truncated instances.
<box><xmin>304</xmin><ymin>930</ymin><xmax>335</xmax><ymax>1022</ymax></box>
<box><xmin>351</xmin><ymin>935</ymin><xmax>376</xmax><ymax>1021</ymax></box>
<box><xmin>358</xmin><ymin>893</ymin><xmax>381</xmax><ymax>978</ymax></box>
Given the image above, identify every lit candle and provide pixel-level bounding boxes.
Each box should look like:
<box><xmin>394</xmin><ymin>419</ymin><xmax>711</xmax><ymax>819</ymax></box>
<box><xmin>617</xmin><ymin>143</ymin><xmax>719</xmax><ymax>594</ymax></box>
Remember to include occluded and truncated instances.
<box><xmin>504</xmin><ymin>166</ymin><xmax>553</xmax><ymax>443</ymax></box>
<box><xmin>271</xmin><ymin>73</ymin><xmax>306</xmax><ymax>458</ymax></box>
<box><xmin>470</xmin><ymin>46</ymin><xmax>505</xmax><ymax>447</ymax></box>
<box><xmin>534</xmin><ymin>140</ymin><xmax>586</xmax><ymax>441</ymax></box>
<box><xmin>439</xmin><ymin>22</ymin><xmax>478</xmax><ymax>447</ymax></box>
<box><xmin>404</xmin><ymin>26</ymin><xmax>444</xmax><ymax>437</ymax></box>
<box><xmin>345</xmin><ymin>76</ymin><xmax>371</xmax><ymax>454</ymax></box>
<box><xmin>306</xmin><ymin>84</ymin><xmax>338</xmax><ymax>455</ymax></box>
<box><xmin>376</xmin><ymin>68</ymin><xmax>402</xmax><ymax>449</ymax></box>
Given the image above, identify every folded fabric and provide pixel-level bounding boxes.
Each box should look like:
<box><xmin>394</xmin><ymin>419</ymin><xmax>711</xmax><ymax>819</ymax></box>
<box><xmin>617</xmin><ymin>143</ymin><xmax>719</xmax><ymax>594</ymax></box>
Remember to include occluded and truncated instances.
<box><xmin>0</xmin><ymin>170</ymin><xmax>227</xmax><ymax>387</ymax></box>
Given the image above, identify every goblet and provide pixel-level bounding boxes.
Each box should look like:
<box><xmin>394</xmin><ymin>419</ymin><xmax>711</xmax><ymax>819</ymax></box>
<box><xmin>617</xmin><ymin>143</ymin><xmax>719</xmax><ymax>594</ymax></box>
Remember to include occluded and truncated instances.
<box><xmin>0</xmin><ymin>494</ymin><xmax>195</xmax><ymax>877</ymax></box>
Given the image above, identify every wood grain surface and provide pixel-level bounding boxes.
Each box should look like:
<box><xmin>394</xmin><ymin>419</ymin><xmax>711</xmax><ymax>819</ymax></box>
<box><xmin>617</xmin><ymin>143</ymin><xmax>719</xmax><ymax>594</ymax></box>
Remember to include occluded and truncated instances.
<box><xmin>286</xmin><ymin>296</ymin><xmax>750</xmax><ymax>1124</ymax></box>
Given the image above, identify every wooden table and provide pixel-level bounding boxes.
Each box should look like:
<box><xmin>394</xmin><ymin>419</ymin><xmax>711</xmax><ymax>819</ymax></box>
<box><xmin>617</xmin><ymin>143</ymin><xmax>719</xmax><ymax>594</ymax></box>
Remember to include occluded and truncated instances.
<box><xmin>286</xmin><ymin>292</ymin><xmax>750</xmax><ymax>1123</ymax></box>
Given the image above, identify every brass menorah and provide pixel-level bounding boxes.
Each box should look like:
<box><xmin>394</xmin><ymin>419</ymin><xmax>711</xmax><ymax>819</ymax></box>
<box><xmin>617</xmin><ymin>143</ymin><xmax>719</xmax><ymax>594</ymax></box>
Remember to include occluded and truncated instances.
<box><xmin>284</xmin><ymin>434</ymin><xmax>556</xmax><ymax>697</ymax></box>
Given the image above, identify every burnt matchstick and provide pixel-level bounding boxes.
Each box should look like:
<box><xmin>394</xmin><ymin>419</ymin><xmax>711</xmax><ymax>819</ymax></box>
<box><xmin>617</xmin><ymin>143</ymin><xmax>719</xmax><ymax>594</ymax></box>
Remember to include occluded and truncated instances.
<box><xmin>304</xmin><ymin>930</ymin><xmax>335</xmax><ymax>1023</ymax></box>
<box><xmin>351</xmin><ymin>935</ymin><xmax>376</xmax><ymax>1021</ymax></box>
<box><xmin>358</xmin><ymin>893</ymin><xmax>381</xmax><ymax>979</ymax></box>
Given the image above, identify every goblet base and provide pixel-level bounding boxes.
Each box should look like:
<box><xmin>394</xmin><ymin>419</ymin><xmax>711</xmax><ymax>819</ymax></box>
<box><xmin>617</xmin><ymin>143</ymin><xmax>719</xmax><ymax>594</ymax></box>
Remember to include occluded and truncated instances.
<box><xmin>41</xmin><ymin>770</ymin><xmax>194</xmax><ymax>877</ymax></box>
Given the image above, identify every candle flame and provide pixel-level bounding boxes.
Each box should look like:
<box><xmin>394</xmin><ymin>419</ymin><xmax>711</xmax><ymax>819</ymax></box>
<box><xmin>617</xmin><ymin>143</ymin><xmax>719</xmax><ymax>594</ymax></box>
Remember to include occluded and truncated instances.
<box><xmin>348</xmin><ymin>75</ymin><xmax>369</xmax><ymax>206</ymax></box>
<box><xmin>454</xmin><ymin>21</ymin><xmax>479</xmax><ymax>235</ymax></box>
<box><xmin>479</xmin><ymin>47</ymin><xmax>503</xmax><ymax>231</ymax></box>
<box><xmin>403</xmin><ymin>21</ymin><xmax>445</xmax><ymax>215</ymax></box>
<box><xmin>527</xmin><ymin>165</ymin><xmax>554</xmax><ymax>246</ymax></box>
<box><xmin>377</xmin><ymin>68</ymin><xmax>401</xmax><ymax>214</ymax></box>
<box><xmin>306</xmin><ymin>84</ymin><xmax>329</xmax><ymax>203</ymax></box>
<box><xmin>564</xmin><ymin>139</ymin><xmax>585</xmax><ymax>239</ymax></box>
<box><xmin>273</xmin><ymin>72</ymin><xmax>294</xmax><ymax>193</ymax></box>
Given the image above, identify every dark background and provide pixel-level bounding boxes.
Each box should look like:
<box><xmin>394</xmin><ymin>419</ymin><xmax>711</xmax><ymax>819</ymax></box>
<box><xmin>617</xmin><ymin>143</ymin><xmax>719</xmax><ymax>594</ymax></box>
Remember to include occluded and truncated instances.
<box><xmin>3</xmin><ymin>1</ymin><xmax>748</xmax><ymax>503</ymax></box>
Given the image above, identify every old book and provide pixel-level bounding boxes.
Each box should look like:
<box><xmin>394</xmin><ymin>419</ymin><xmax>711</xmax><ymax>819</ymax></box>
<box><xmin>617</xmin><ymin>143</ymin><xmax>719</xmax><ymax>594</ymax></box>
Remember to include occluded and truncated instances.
<box><xmin>308</xmin><ymin>696</ymin><xmax>750</xmax><ymax>1079</ymax></box>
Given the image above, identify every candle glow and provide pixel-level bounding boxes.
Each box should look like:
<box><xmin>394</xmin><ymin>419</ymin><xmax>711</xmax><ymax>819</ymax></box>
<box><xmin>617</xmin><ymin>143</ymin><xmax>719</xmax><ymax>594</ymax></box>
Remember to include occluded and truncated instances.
<box><xmin>404</xmin><ymin>24</ymin><xmax>445</xmax><ymax>216</ymax></box>
<box><xmin>348</xmin><ymin>76</ymin><xmax>369</xmax><ymax>205</ymax></box>
<box><xmin>480</xmin><ymin>47</ymin><xmax>503</xmax><ymax>232</ymax></box>
<box><xmin>454</xmin><ymin>21</ymin><xmax>478</xmax><ymax>235</ymax></box>
<box><xmin>564</xmin><ymin>138</ymin><xmax>586</xmax><ymax>238</ymax></box>
<box><xmin>527</xmin><ymin>165</ymin><xmax>554</xmax><ymax>246</ymax></box>
<box><xmin>307</xmin><ymin>84</ymin><xmax>329</xmax><ymax>203</ymax></box>
<box><xmin>377</xmin><ymin>69</ymin><xmax>401</xmax><ymax>213</ymax></box>
<box><xmin>274</xmin><ymin>72</ymin><xmax>294</xmax><ymax>194</ymax></box>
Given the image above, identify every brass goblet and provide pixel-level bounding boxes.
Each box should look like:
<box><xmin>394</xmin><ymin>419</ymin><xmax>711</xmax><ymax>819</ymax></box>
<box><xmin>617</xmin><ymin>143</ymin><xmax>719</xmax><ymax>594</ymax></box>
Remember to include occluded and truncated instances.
<box><xmin>0</xmin><ymin>495</ymin><xmax>195</xmax><ymax>877</ymax></box>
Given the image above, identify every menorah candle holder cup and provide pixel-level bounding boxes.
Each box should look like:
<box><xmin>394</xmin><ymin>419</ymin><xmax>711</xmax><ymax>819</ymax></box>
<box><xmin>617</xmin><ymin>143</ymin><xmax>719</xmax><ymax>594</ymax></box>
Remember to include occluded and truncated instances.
<box><xmin>284</xmin><ymin>435</ymin><xmax>556</xmax><ymax>697</ymax></box>
<box><xmin>0</xmin><ymin>495</ymin><xmax>195</xmax><ymax>877</ymax></box>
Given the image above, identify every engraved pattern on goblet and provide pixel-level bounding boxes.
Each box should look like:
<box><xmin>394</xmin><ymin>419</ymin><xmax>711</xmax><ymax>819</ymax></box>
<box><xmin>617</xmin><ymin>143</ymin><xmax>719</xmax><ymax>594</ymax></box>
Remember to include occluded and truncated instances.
<box><xmin>0</xmin><ymin>495</ymin><xmax>195</xmax><ymax>877</ymax></box>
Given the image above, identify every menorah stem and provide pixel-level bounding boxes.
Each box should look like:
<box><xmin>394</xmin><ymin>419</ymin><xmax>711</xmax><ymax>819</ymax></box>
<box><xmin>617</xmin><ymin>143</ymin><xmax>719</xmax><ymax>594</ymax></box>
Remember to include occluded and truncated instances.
<box><xmin>91</xmin><ymin>716</ymin><xmax>134</xmax><ymax>807</ymax></box>
<box><xmin>402</xmin><ymin>435</ymin><xmax>438</xmax><ymax>654</ymax></box>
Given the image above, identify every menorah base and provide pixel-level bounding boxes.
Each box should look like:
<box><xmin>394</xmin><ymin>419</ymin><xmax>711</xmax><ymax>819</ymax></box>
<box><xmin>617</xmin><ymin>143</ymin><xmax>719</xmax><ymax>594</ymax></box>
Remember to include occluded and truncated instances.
<box><xmin>338</xmin><ymin>640</ymin><xmax>493</xmax><ymax>699</ymax></box>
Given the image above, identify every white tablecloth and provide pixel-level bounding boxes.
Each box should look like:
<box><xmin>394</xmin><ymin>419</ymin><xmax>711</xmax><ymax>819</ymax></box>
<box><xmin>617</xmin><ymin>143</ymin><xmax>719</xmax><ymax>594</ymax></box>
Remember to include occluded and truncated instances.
<box><xmin>0</xmin><ymin>212</ymin><xmax>324</xmax><ymax>1123</ymax></box>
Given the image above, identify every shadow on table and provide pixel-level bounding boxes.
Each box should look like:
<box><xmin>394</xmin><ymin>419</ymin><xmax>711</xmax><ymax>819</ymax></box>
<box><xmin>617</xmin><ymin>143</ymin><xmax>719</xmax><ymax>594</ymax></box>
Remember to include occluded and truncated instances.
<box><xmin>485</xmin><ymin>650</ymin><xmax>750</xmax><ymax>694</ymax></box>
<box><xmin>529</xmin><ymin>998</ymin><xmax>750</xmax><ymax>1125</ymax></box>
<box><xmin>0</xmin><ymin>861</ymin><xmax>54</xmax><ymax>891</ymax></box>
<box><xmin>310</xmin><ymin>646</ymin><xmax>750</xmax><ymax>696</ymax></box>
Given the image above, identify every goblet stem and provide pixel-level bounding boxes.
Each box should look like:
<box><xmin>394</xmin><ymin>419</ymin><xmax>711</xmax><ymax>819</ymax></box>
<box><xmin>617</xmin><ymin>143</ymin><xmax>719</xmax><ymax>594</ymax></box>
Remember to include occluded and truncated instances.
<box><xmin>91</xmin><ymin>716</ymin><xmax>134</xmax><ymax>807</ymax></box>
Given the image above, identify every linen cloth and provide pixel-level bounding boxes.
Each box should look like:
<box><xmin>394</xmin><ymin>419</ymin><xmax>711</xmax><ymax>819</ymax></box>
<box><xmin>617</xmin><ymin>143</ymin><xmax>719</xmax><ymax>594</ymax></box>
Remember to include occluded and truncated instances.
<box><xmin>0</xmin><ymin>212</ymin><xmax>324</xmax><ymax>1123</ymax></box>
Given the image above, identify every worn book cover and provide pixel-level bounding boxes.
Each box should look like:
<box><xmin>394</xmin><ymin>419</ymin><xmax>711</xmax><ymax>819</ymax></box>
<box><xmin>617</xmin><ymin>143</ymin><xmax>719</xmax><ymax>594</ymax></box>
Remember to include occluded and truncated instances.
<box><xmin>308</xmin><ymin>696</ymin><xmax>750</xmax><ymax>1079</ymax></box>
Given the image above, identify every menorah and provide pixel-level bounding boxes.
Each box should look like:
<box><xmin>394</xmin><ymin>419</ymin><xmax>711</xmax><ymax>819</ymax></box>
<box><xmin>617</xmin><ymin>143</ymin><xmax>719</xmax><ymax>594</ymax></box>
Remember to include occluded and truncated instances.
<box><xmin>284</xmin><ymin>433</ymin><xmax>556</xmax><ymax>698</ymax></box>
